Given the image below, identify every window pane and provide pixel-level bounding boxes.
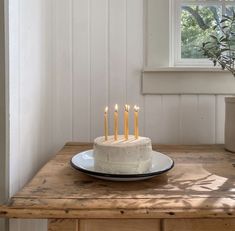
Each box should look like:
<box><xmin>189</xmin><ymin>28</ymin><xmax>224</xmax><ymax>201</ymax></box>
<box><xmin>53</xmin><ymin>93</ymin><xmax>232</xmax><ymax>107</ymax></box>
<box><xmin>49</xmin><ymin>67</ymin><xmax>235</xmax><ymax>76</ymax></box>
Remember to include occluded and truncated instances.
<box><xmin>181</xmin><ymin>5</ymin><xmax>221</xmax><ymax>59</ymax></box>
<box><xmin>226</xmin><ymin>5</ymin><xmax>235</xmax><ymax>49</ymax></box>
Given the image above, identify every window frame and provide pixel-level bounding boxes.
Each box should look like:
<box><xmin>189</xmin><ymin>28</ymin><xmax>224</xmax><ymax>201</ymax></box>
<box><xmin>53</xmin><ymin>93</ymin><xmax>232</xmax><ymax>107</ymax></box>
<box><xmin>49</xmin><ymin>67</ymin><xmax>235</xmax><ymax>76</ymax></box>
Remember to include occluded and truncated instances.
<box><xmin>142</xmin><ymin>0</ymin><xmax>235</xmax><ymax>95</ymax></box>
<box><xmin>170</xmin><ymin>0</ymin><xmax>235</xmax><ymax>67</ymax></box>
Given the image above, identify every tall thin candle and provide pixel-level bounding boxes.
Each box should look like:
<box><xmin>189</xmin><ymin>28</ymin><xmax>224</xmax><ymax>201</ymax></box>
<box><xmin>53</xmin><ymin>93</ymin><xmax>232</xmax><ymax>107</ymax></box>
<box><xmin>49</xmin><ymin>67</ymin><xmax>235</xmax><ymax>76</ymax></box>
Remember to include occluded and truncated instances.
<box><xmin>124</xmin><ymin>105</ymin><xmax>130</xmax><ymax>140</ymax></box>
<box><xmin>134</xmin><ymin>105</ymin><xmax>139</xmax><ymax>139</ymax></box>
<box><xmin>114</xmin><ymin>104</ymin><xmax>118</xmax><ymax>141</ymax></box>
<box><xmin>104</xmin><ymin>106</ymin><xmax>108</xmax><ymax>141</ymax></box>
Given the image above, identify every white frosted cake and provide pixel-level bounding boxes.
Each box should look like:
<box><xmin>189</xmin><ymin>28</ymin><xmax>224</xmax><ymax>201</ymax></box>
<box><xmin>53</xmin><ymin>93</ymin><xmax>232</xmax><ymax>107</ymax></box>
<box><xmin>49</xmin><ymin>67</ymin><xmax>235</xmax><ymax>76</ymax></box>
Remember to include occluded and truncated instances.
<box><xmin>94</xmin><ymin>135</ymin><xmax>152</xmax><ymax>174</ymax></box>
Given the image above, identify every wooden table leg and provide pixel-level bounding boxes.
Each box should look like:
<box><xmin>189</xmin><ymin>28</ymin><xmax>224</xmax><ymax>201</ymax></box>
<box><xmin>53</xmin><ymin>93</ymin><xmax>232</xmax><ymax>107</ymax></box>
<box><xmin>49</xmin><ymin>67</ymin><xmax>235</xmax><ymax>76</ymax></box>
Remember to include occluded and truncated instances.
<box><xmin>48</xmin><ymin>219</ymin><xmax>78</xmax><ymax>231</ymax></box>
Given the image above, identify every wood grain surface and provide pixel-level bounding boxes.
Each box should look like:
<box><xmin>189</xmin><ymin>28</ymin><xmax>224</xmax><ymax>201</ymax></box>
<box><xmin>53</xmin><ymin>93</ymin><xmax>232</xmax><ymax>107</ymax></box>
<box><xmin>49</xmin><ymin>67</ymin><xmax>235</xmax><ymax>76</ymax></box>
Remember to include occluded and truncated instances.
<box><xmin>163</xmin><ymin>218</ymin><xmax>235</xmax><ymax>231</ymax></box>
<box><xmin>48</xmin><ymin>219</ymin><xmax>78</xmax><ymax>231</ymax></box>
<box><xmin>80</xmin><ymin>219</ymin><xmax>160</xmax><ymax>231</ymax></box>
<box><xmin>0</xmin><ymin>143</ymin><xmax>235</xmax><ymax>219</ymax></box>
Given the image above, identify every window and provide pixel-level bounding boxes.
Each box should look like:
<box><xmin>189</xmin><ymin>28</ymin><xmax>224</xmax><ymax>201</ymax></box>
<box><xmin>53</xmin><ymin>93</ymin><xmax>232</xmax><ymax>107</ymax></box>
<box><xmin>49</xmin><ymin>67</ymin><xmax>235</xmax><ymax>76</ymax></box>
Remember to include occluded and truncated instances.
<box><xmin>171</xmin><ymin>0</ymin><xmax>235</xmax><ymax>66</ymax></box>
<box><xmin>142</xmin><ymin>0</ymin><xmax>235</xmax><ymax>94</ymax></box>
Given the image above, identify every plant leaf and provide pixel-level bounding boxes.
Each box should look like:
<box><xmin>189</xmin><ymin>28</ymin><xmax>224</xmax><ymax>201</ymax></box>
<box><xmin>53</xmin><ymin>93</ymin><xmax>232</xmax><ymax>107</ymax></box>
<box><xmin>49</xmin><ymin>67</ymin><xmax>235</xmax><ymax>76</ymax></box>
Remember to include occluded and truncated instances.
<box><xmin>210</xmin><ymin>35</ymin><xmax>218</xmax><ymax>40</ymax></box>
<box><xmin>220</xmin><ymin>18</ymin><xmax>228</xmax><ymax>23</ymax></box>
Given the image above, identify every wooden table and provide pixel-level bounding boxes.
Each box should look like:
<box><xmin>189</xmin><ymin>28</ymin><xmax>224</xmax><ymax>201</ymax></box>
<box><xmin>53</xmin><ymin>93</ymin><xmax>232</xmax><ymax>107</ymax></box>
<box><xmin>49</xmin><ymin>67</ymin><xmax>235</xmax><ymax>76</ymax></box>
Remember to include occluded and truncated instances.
<box><xmin>0</xmin><ymin>143</ymin><xmax>235</xmax><ymax>231</ymax></box>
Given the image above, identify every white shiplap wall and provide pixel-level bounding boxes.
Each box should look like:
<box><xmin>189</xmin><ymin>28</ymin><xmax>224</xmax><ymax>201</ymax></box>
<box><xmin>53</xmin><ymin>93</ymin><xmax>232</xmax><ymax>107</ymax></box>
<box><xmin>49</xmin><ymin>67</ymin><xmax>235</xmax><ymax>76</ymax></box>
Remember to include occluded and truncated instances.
<box><xmin>9</xmin><ymin>0</ymin><xmax>227</xmax><ymax>231</ymax></box>
<box><xmin>0</xmin><ymin>0</ymin><xmax>7</xmax><ymax>230</ymax></box>
<box><xmin>9</xmin><ymin>0</ymin><xmax>54</xmax><ymax>230</ymax></box>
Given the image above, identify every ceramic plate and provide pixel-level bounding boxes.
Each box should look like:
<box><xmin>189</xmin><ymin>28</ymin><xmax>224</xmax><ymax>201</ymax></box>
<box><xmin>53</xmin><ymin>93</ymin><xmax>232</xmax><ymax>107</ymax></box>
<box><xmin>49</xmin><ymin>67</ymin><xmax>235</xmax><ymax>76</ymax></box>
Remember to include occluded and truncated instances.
<box><xmin>70</xmin><ymin>150</ymin><xmax>174</xmax><ymax>181</ymax></box>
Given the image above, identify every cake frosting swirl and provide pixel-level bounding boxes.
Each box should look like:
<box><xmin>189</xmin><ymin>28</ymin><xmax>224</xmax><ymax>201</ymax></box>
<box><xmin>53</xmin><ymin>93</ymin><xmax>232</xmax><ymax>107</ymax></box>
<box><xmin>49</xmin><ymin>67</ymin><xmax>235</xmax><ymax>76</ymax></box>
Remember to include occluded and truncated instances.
<box><xmin>94</xmin><ymin>135</ymin><xmax>152</xmax><ymax>174</ymax></box>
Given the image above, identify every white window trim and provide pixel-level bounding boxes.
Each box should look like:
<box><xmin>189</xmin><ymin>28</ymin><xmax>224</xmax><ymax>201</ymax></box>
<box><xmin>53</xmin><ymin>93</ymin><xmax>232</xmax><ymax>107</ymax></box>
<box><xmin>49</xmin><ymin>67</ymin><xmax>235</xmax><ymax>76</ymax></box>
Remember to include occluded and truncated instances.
<box><xmin>142</xmin><ymin>0</ymin><xmax>235</xmax><ymax>94</ymax></box>
<box><xmin>170</xmin><ymin>0</ymin><xmax>212</xmax><ymax>66</ymax></box>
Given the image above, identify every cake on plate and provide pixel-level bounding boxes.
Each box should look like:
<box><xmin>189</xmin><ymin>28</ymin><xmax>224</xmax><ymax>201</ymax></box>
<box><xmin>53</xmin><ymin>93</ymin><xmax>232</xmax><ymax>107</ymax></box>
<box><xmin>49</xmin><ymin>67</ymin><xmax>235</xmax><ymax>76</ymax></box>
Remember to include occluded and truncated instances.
<box><xmin>94</xmin><ymin>135</ymin><xmax>153</xmax><ymax>174</ymax></box>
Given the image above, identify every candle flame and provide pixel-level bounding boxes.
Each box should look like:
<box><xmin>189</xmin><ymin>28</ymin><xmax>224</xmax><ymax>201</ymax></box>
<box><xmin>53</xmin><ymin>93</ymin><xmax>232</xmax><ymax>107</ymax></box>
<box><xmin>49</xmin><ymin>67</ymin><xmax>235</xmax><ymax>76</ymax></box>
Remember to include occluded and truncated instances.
<box><xmin>125</xmin><ymin>104</ymin><xmax>130</xmax><ymax>112</ymax></box>
<box><xmin>134</xmin><ymin>105</ymin><xmax>140</xmax><ymax>112</ymax></box>
<box><xmin>105</xmin><ymin>106</ymin><xmax>108</xmax><ymax>113</ymax></box>
<box><xmin>115</xmin><ymin>104</ymin><xmax>118</xmax><ymax>111</ymax></box>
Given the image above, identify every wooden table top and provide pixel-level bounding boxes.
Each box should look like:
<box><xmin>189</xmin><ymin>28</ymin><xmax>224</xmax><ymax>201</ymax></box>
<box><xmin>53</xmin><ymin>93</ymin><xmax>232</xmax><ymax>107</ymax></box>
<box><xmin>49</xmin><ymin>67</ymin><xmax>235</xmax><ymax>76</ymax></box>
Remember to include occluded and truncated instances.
<box><xmin>0</xmin><ymin>143</ymin><xmax>235</xmax><ymax>219</ymax></box>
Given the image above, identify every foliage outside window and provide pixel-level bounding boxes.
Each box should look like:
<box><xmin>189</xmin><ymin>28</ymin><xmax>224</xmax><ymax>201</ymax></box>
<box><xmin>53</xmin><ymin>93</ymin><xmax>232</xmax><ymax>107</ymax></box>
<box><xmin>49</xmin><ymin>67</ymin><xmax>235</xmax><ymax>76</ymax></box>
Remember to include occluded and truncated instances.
<box><xmin>172</xmin><ymin>0</ymin><xmax>235</xmax><ymax>66</ymax></box>
<box><xmin>202</xmin><ymin>11</ymin><xmax>235</xmax><ymax>76</ymax></box>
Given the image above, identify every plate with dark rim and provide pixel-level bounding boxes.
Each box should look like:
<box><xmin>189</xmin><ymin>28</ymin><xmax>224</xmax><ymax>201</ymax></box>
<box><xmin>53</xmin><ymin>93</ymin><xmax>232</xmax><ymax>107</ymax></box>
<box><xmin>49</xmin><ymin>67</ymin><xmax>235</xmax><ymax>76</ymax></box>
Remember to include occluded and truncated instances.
<box><xmin>70</xmin><ymin>150</ymin><xmax>174</xmax><ymax>181</ymax></box>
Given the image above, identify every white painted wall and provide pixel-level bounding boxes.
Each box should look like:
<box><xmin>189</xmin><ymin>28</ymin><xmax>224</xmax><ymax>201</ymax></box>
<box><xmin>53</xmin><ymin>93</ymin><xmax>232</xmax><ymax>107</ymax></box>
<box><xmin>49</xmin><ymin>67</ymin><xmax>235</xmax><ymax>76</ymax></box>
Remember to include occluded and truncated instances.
<box><xmin>0</xmin><ymin>0</ymin><xmax>7</xmax><ymax>230</ymax></box>
<box><xmin>55</xmin><ymin>0</ymin><xmax>226</xmax><ymax>145</ymax></box>
<box><xmin>9</xmin><ymin>0</ymin><xmax>54</xmax><ymax>230</ymax></box>
<box><xmin>8</xmin><ymin>0</ymin><xmax>227</xmax><ymax>231</ymax></box>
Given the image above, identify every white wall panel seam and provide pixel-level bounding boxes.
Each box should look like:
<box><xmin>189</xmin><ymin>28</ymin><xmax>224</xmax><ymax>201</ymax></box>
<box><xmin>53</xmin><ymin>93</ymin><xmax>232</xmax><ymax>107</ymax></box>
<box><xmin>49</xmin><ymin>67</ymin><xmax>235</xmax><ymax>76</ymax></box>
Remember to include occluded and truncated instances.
<box><xmin>215</xmin><ymin>94</ymin><xmax>218</xmax><ymax>143</ymax></box>
<box><xmin>125</xmin><ymin>0</ymin><xmax>127</xmax><ymax>104</ymax></box>
<box><xmin>179</xmin><ymin>94</ymin><xmax>182</xmax><ymax>144</ymax></box>
<box><xmin>143</xmin><ymin>95</ymin><xmax>146</xmax><ymax>136</ymax></box>
<box><xmin>89</xmin><ymin>0</ymin><xmax>92</xmax><ymax>142</ymax></box>
<box><xmin>18</xmin><ymin>0</ymin><xmax>22</xmax><ymax>190</ymax></box>
<box><xmin>71</xmin><ymin>0</ymin><xmax>74</xmax><ymax>141</ymax></box>
<box><xmin>52</xmin><ymin>0</ymin><xmax>56</xmax><ymax>150</ymax></box>
<box><xmin>107</xmin><ymin>0</ymin><xmax>110</xmax><ymax>130</ymax></box>
<box><xmin>106</xmin><ymin>0</ymin><xmax>110</xmax><ymax>108</ymax></box>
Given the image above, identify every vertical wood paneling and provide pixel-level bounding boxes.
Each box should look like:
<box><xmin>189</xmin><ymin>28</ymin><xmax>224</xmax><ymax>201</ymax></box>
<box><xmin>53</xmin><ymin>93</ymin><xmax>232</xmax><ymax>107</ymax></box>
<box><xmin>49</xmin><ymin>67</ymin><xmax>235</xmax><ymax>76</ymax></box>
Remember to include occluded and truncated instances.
<box><xmin>145</xmin><ymin>95</ymin><xmax>180</xmax><ymax>144</ymax></box>
<box><xmin>144</xmin><ymin>95</ymin><xmax>163</xmax><ymax>143</ymax></box>
<box><xmin>109</xmin><ymin>0</ymin><xmax>127</xmax><ymax>135</ymax></box>
<box><xmin>161</xmin><ymin>95</ymin><xmax>180</xmax><ymax>144</ymax></box>
<box><xmin>197</xmin><ymin>95</ymin><xmax>216</xmax><ymax>144</ymax></box>
<box><xmin>9</xmin><ymin>220</ymin><xmax>20</xmax><ymax>231</ymax></box>
<box><xmin>72</xmin><ymin>0</ymin><xmax>91</xmax><ymax>142</ymax></box>
<box><xmin>52</xmin><ymin>0</ymin><xmax>73</xmax><ymax>149</ymax></box>
<box><xmin>164</xmin><ymin>218</ymin><xmax>235</xmax><ymax>231</ymax></box>
<box><xmin>20</xmin><ymin>0</ymin><xmax>43</xmax><ymax>185</ymax></box>
<box><xmin>48</xmin><ymin>219</ymin><xmax>77</xmax><ymax>231</ymax></box>
<box><xmin>215</xmin><ymin>95</ymin><xmax>226</xmax><ymax>143</ymax></box>
<box><xmin>19</xmin><ymin>220</ymin><xmax>47</xmax><ymax>231</ymax></box>
<box><xmin>8</xmin><ymin>0</ymin><xmax>23</xmax><ymax>229</ymax></box>
<box><xmin>90</xmin><ymin>0</ymin><xmax>109</xmax><ymax>140</ymax></box>
<box><xmin>179</xmin><ymin>95</ymin><xmax>198</xmax><ymax>144</ymax></box>
<box><xmin>10</xmin><ymin>219</ymin><xmax>48</xmax><ymax>231</ymax></box>
<box><xmin>9</xmin><ymin>0</ymin><xmax>53</xmax><ymax>230</ymax></box>
<box><xmin>9</xmin><ymin>0</ymin><xmax>21</xmax><ymax>197</ymax></box>
<box><xmin>80</xmin><ymin>219</ymin><xmax>161</xmax><ymax>231</ymax></box>
<box><xmin>39</xmin><ymin>0</ymin><xmax>54</xmax><ymax>167</ymax></box>
<box><xmin>0</xmin><ymin>0</ymin><xmax>6</xmax><ymax>222</ymax></box>
<box><xmin>126</xmin><ymin>0</ymin><xmax>144</xmax><ymax>136</ymax></box>
<box><xmin>9</xmin><ymin>1</ymin><xmax>229</xmax><ymax>230</ymax></box>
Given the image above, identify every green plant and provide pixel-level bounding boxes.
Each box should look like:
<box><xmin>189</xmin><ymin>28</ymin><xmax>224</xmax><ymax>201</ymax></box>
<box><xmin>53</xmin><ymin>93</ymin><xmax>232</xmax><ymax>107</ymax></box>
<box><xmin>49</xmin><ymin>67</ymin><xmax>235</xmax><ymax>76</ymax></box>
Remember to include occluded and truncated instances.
<box><xmin>201</xmin><ymin>11</ymin><xmax>235</xmax><ymax>76</ymax></box>
<box><xmin>182</xmin><ymin>5</ymin><xmax>219</xmax><ymax>59</ymax></box>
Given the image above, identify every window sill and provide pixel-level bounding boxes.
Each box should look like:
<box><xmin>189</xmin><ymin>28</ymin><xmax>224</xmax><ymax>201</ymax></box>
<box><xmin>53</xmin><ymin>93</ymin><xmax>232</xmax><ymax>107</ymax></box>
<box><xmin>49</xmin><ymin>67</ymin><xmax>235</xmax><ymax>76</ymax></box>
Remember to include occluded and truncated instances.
<box><xmin>143</xmin><ymin>66</ymin><xmax>228</xmax><ymax>73</ymax></box>
<box><xmin>142</xmin><ymin>67</ymin><xmax>235</xmax><ymax>95</ymax></box>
